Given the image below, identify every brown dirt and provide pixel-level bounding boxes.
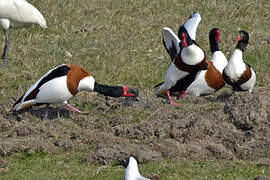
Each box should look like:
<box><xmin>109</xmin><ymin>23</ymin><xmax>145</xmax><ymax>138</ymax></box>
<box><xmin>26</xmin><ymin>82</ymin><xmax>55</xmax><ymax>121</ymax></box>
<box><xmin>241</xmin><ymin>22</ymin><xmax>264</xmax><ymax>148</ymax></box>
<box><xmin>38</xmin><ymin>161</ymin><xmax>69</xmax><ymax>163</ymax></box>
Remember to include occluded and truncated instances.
<box><xmin>0</xmin><ymin>87</ymin><xmax>270</xmax><ymax>165</ymax></box>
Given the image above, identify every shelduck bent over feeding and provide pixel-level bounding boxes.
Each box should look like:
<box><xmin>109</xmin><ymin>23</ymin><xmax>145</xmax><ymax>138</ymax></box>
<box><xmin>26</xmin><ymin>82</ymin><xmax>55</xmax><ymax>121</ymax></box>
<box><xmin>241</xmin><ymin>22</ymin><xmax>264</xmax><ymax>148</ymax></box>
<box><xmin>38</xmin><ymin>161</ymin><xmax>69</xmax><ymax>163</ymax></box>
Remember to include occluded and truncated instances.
<box><xmin>222</xmin><ymin>30</ymin><xmax>256</xmax><ymax>93</ymax></box>
<box><xmin>0</xmin><ymin>0</ymin><xmax>47</xmax><ymax>61</ymax></box>
<box><xmin>12</xmin><ymin>64</ymin><xmax>138</xmax><ymax>119</ymax></box>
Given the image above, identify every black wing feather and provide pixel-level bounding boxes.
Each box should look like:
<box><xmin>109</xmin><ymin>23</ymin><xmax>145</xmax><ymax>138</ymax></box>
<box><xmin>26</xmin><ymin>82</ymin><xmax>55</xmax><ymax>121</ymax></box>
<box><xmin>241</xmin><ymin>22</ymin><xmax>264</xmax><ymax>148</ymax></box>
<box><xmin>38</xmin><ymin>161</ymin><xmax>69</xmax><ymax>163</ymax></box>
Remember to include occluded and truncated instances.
<box><xmin>163</xmin><ymin>38</ymin><xmax>178</xmax><ymax>61</ymax></box>
<box><xmin>36</xmin><ymin>65</ymin><xmax>70</xmax><ymax>90</ymax></box>
<box><xmin>13</xmin><ymin>65</ymin><xmax>71</xmax><ymax>108</ymax></box>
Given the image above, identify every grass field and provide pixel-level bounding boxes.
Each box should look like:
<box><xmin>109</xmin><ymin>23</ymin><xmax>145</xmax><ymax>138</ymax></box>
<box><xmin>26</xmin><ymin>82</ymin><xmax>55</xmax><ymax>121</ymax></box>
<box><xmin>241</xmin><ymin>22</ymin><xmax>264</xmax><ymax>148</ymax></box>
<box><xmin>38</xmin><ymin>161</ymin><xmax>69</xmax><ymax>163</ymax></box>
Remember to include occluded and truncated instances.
<box><xmin>1</xmin><ymin>151</ymin><xmax>269</xmax><ymax>180</ymax></box>
<box><xmin>0</xmin><ymin>0</ymin><xmax>270</xmax><ymax>179</ymax></box>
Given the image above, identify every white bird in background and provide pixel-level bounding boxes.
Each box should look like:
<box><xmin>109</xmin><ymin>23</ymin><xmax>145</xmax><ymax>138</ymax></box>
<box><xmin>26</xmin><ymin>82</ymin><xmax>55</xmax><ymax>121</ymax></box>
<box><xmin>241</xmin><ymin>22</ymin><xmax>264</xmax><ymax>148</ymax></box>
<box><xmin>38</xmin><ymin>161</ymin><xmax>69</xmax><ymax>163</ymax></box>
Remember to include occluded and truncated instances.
<box><xmin>118</xmin><ymin>156</ymin><xmax>150</xmax><ymax>180</ymax></box>
<box><xmin>0</xmin><ymin>0</ymin><xmax>47</xmax><ymax>61</ymax></box>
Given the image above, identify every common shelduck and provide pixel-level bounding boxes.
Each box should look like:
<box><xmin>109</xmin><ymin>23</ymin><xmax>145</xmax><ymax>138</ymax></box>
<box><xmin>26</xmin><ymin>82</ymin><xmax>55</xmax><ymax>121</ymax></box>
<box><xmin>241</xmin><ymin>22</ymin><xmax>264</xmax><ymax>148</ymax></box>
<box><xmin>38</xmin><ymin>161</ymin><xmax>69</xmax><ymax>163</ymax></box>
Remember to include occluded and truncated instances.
<box><xmin>222</xmin><ymin>30</ymin><xmax>256</xmax><ymax>93</ymax></box>
<box><xmin>161</xmin><ymin>12</ymin><xmax>201</xmax><ymax>62</ymax></box>
<box><xmin>0</xmin><ymin>0</ymin><xmax>47</xmax><ymax>61</ymax></box>
<box><xmin>155</xmin><ymin>12</ymin><xmax>207</xmax><ymax>106</ymax></box>
<box><xmin>185</xmin><ymin>28</ymin><xmax>228</xmax><ymax>96</ymax></box>
<box><xmin>12</xmin><ymin>64</ymin><xmax>138</xmax><ymax>119</ymax></box>
<box><xmin>118</xmin><ymin>156</ymin><xmax>150</xmax><ymax>180</ymax></box>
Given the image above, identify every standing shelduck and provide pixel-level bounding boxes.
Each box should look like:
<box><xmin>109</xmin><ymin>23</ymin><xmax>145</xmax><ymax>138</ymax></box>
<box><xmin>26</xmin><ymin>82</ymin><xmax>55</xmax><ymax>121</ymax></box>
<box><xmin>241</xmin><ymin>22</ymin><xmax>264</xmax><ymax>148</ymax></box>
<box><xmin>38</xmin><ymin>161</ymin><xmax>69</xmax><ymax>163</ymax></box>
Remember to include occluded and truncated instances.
<box><xmin>12</xmin><ymin>64</ymin><xmax>138</xmax><ymax>119</ymax></box>
<box><xmin>185</xmin><ymin>28</ymin><xmax>228</xmax><ymax>96</ymax></box>
<box><xmin>222</xmin><ymin>30</ymin><xmax>256</xmax><ymax>93</ymax></box>
<box><xmin>118</xmin><ymin>156</ymin><xmax>150</xmax><ymax>180</ymax></box>
<box><xmin>0</xmin><ymin>0</ymin><xmax>47</xmax><ymax>61</ymax></box>
<box><xmin>155</xmin><ymin>12</ymin><xmax>207</xmax><ymax>106</ymax></box>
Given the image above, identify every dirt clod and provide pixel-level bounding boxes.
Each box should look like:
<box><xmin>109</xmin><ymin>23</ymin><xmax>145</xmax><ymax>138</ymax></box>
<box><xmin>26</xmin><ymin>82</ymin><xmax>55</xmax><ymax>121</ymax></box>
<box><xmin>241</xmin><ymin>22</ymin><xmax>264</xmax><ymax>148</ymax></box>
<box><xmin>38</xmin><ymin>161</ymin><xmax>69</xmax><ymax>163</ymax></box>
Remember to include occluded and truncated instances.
<box><xmin>0</xmin><ymin>87</ymin><xmax>270</xmax><ymax>164</ymax></box>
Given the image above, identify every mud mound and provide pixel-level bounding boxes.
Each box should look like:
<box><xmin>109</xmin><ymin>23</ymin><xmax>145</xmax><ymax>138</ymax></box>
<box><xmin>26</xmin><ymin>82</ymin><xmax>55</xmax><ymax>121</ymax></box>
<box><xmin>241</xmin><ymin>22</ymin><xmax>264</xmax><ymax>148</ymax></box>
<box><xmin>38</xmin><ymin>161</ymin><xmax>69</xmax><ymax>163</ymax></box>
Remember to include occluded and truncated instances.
<box><xmin>224</xmin><ymin>88</ymin><xmax>270</xmax><ymax>159</ymax></box>
<box><xmin>0</xmin><ymin>87</ymin><xmax>270</xmax><ymax>164</ymax></box>
<box><xmin>82</xmin><ymin>131</ymin><xmax>162</xmax><ymax>165</ymax></box>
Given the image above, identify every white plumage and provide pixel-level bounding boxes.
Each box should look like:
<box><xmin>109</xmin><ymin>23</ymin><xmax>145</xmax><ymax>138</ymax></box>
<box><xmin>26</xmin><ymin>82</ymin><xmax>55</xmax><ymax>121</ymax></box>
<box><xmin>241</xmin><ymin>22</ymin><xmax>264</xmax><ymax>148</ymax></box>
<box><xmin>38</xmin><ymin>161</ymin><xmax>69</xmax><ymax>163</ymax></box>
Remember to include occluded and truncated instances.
<box><xmin>224</xmin><ymin>49</ymin><xmax>246</xmax><ymax>80</ymax></box>
<box><xmin>13</xmin><ymin>64</ymin><xmax>139</xmax><ymax>119</ymax></box>
<box><xmin>224</xmin><ymin>49</ymin><xmax>256</xmax><ymax>93</ymax></box>
<box><xmin>180</xmin><ymin>44</ymin><xmax>205</xmax><ymax>65</ymax></box>
<box><xmin>158</xmin><ymin>63</ymin><xmax>189</xmax><ymax>92</ymax></box>
<box><xmin>156</xmin><ymin>12</ymin><xmax>206</xmax><ymax>105</ymax></box>
<box><xmin>222</xmin><ymin>30</ymin><xmax>256</xmax><ymax>93</ymax></box>
<box><xmin>187</xmin><ymin>51</ymin><xmax>228</xmax><ymax>96</ymax></box>
<box><xmin>182</xmin><ymin>12</ymin><xmax>201</xmax><ymax>41</ymax></box>
<box><xmin>34</xmin><ymin>76</ymin><xmax>73</xmax><ymax>104</ymax></box>
<box><xmin>0</xmin><ymin>0</ymin><xmax>47</xmax><ymax>28</ymax></box>
<box><xmin>186</xmin><ymin>70</ymin><xmax>211</xmax><ymax>96</ymax></box>
<box><xmin>162</xmin><ymin>27</ymin><xmax>181</xmax><ymax>61</ymax></box>
<box><xmin>161</xmin><ymin>12</ymin><xmax>201</xmax><ymax>62</ymax></box>
<box><xmin>121</xmin><ymin>157</ymin><xmax>150</xmax><ymax>180</ymax></box>
<box><xmin>240</xmin><ymin>68</ymin><xmax>256</xmax><ymax>93</ymax></box>
<box><xmin>211</xmin><ymin>51</ymin><xmax>228</xmax><ymax>74</ymax></box>
<box><xmin>13</xmin><ymin>64</ymin><xmax>76</xmax><ymax>111</ymax></box>
<box><xmin>186</xmin><ymin>28</ymin><xmax>228</xmax><ymax>96</ymax></box>
<box><xmin>0</xmin><ymin>0</ymin><xmax>47</xmax><ymax>60</ymax></box>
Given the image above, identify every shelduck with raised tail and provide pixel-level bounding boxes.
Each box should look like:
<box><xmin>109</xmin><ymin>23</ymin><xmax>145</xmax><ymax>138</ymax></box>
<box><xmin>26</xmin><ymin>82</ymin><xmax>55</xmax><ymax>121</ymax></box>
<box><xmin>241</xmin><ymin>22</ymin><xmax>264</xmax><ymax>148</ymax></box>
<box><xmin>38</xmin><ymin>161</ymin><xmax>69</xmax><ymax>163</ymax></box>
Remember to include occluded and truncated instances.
<box><xmin>0</xmin><ymin>0</ymin><xmax>47</xmax><ymax>61</ymax></box>
<box><xmin>222</xmin><ymin>30</ymin><xmax>256</xmax><ymax>93</ymax></box>
<box><xmin>118</xmin><ymin>156</ymin><xmax>150</xmax><ymax>180</ymax></box>
<box><xmin>12</xmin><ymin>64</ymin><xmax>138</xmax><ymax>119</ymax></box>
<box><xmin>155</xmin><ymin>12</ymin><xmax>207</xmax><ymax>106</ymax></box>
<box><xmin>186</xmin><ymin>28</ymin><xmax>228</xmax><ymax>96</ymax></box>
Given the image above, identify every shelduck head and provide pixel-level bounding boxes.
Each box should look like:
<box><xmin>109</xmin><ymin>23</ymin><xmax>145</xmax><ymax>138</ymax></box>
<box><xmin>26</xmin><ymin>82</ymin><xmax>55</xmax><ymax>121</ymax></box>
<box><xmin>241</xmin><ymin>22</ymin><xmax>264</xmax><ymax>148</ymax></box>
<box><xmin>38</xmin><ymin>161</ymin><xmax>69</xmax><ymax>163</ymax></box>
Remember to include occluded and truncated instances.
<box><xmin>178</xmin><ymin>26</ymin><xmax>193</xmax><ymax>48</ymax></box>
<box><xmin>209</xmin><ymin>28</ymin><xmax>220</xmax><ymax>43</ymax></box>
<box><xmin>209</xmin><ymin>28</ymin><xmax>221</xmax><ymax>54</ymax></box>
<box><xmin>236</xmin><ymin>30</ymin><xmax>249</xmax><ymax>51</ymax></box>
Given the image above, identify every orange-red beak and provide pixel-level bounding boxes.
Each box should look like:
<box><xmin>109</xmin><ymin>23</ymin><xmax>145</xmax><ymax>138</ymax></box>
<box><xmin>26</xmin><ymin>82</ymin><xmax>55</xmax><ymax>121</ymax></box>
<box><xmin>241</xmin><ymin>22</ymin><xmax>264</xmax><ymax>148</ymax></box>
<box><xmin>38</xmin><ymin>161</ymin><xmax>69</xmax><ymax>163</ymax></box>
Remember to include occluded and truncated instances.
<box><xmin>216</xmin><ymin>30</ymin><xmax>220</xmax><ymax>42</ymax></box>
<box><xmin>181</xmin><ymin>33</ymin><xmax>187</xmax><ymax>47</ymax></box>
<box><xmin>236</xmin><ymin>35</ymin><xmax>241</xmax><ymax>41</ymax></box>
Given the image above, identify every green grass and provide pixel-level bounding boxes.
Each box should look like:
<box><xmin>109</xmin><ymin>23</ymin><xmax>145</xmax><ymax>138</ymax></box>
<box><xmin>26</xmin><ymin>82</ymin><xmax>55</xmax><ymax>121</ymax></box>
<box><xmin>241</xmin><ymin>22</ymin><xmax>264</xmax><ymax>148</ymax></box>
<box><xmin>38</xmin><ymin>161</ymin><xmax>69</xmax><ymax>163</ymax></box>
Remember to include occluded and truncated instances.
<box><xmin>1</xmin><ymin>151</ymin><xmax>269</xmax><ymax>180</ymax></box>
<box><xmin>1</xmin><ymin>0</ymin><xmax>270</xmax><ymax>100</ymax></box>
<box><xmin>1</xmin><ymin>0</ymin><xmax>270</xmax><ymax>179</ymax></box>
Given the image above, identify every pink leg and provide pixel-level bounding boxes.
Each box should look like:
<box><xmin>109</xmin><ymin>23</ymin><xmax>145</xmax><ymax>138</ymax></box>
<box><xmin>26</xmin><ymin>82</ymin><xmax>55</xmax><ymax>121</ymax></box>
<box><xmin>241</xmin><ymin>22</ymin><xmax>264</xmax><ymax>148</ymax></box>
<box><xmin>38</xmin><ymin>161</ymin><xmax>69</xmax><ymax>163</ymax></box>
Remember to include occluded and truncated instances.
<box><xmin>65</xmin><ymin>104</ymin><xmax>89</xmax><ymax>115</ymax></box>
<box><xmin>177</xmin><ymin>90</ymin><xmax>187</xmax><ymax>99</ymax></box>
<box><xmin>43</xmin><ymin>108</ymin><xmax>49</xmax><ymax>120</ymax></box>
<box><xmin>166</xmin><ymin>90</ymin><xmax>180</xmax><ymax>107</ymax></box>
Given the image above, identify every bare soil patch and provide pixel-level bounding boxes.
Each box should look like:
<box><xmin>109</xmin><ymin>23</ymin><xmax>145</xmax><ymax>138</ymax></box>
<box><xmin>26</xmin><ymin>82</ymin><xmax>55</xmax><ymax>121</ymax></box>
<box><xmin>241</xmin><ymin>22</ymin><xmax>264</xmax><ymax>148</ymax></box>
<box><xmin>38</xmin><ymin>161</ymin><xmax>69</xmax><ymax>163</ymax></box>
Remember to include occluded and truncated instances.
<box><xmin>0</xmin><ymin>87</ymin><xmax>270</xmax><ymax>165</ymax></box>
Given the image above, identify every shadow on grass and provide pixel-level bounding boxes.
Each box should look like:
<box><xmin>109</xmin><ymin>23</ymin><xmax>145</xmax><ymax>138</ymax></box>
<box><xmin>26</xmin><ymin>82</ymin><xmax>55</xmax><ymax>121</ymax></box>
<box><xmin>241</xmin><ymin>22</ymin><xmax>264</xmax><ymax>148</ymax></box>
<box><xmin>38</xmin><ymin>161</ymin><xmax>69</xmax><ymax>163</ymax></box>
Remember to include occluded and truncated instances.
<box><xmin>204</xmin><ymin>91</ymin><xmax>233</xmax><ymax>103</ymax></box>
<box><xmin>30</xmin><ymin>107</ymin><xmax>70</xmax><ymax>120</ymax></box>
<box><xmin>10</xmin><ymin>106</ymin><xmax>71</xmax><ymax>121</ymax></box>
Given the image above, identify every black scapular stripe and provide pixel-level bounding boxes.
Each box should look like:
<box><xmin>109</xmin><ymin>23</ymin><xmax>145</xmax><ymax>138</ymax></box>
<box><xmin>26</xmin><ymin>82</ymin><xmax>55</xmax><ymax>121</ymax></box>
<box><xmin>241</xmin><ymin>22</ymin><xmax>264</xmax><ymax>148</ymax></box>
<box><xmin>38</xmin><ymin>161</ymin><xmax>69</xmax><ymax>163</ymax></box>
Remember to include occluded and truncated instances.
<box><xmin>169</xmin><ymin>71</ymin><xmax>198</xmax><ymax>93</ymax></box>
<box><xmin>13</xmin><ymin>65</ymin><xmax>70</xmax><ymax>108</ymax></box>
<box><xmin>154</xmin><ymin>71</ymin><xmax>198</xmax><ymax>92</ymax></box>
<box><xmin>36</xmin><ymin>65</ymin><xmax>70</xmax><ymax>90</ymax></box>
